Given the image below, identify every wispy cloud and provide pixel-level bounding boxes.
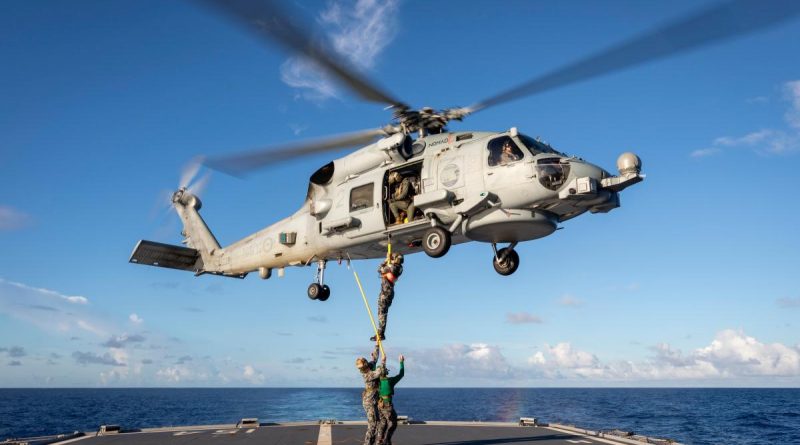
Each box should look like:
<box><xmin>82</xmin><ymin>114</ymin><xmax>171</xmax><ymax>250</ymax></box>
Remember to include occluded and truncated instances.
<box><xmin>777</xmin><ymin>297</ymin><xmax>800</xmax><ymax>308</ymax></box>
<box><xmin>0</xmin><ymin>206</ymin><xmax>31</xmax><ymax>231</ymax></box>
<box><xmin>8</xmin><ymin>360</ymin><xmax>22</xmax><ymax>367</ymax></box>
<box><xmin>307</xmin><ymin>315</ymin><xmax>328</xmax><ymax>323</ymax></box>
<box><xmin>72</xmin><ymin>351</ymin><xmax>126</xmax><ymax>367</ymax></box>
<box><xmin>101</xmin><ymin>334</ymin><xmax>146</xmax><ymax>349</ymax></box>
<box><xmin>129</xmin><ymin>313</ymin><xmax>144</xmax><ymax>325</ymax></box>
<box><xmin>0</xmin><ymin>346</ymin><xmax>27</xmax><ymax>358</ymax></box>
<box><xmin>280</xmin><ymin>0</ymin><xmax>400</xmax><ymax>102</ymax></box>
<box><xmin>506</xmin><ymin>312</ymin><xmax>543</xmax><ymax>324</ymax></box>
<box><xmin>0</xmin><ymin>278</ymin><xmax>108</xmax><ymax>337</ymax></box>
<box><xmin>693</xmin><ymin>80</ymin><xmax>800</xmax><ymax>157</ymax></box>
<box><xmin>557</xmin><ymin>294</ymin><xmax>584</xmax><ymax>307</ymax></box>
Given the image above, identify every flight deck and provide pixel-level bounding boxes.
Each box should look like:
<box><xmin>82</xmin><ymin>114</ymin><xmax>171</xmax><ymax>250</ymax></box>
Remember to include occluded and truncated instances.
<box><xmin>5</xmin><ymin>419</ymin><xmax>682</xmax><ymax>445</ymax></box>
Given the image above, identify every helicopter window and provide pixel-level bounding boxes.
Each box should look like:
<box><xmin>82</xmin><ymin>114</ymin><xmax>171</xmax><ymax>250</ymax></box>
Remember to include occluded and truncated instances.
<box><xmin>536</xmin><ymin>158</ymin><xmax>570</xmax><ymax>191</ymax></box>
<box><xmin>350</xmin><ymin>183</ymin><xmax>373</xmax><ymax>212</ymax></box>
<box><xmin>487</xmin><ymin>136</ymin><xmax>524</xmax><ymax>166</ymax></box>
<box><xmin>519</xmin><ymin>134</ymin><xmax>559</xmax><ymax>155</ymax></box>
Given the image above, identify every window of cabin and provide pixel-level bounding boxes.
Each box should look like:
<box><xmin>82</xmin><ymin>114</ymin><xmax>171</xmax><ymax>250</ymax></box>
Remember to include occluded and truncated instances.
<box><xmin>487</xmin><ymin>136</ymin><xmax>524</xmax><ymax>167</ymax></box>
<box><xmin>350</xmin><ymin>183</ymin><xmax>373</xmax><ymax>212</ymax></box>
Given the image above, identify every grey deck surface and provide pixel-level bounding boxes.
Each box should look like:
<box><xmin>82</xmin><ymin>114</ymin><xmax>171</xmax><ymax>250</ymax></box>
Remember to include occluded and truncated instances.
<box><xmin>335</xmin><ymin>425</ymin><xmax>587</xmax><ymax>445</ymax></box>
<box><xmin>59</xmin><ymin>424</ymin><xmax>603</xmax><ymax>445</ymax></box>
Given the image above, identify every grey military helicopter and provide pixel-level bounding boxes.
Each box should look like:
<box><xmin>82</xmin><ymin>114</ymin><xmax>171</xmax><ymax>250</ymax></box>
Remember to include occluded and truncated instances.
<box><xmin>130</xmin><ymin>0</ymin><xmax>800</xmax><ymax>301</ymax></box>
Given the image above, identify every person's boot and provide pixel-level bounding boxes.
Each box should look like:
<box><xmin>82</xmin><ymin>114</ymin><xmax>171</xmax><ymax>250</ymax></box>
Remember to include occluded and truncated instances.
<box><xmin>370</xmin><ymin>334</ymin><xmax>386</xmax><ymax>341</ymax></box>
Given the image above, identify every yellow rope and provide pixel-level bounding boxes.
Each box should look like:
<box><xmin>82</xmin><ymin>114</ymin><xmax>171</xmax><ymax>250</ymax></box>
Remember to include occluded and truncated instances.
<box><xmin>348</xmin><ymin>254</ymin><xmax>385</xmax><ymax>360</ymax></box>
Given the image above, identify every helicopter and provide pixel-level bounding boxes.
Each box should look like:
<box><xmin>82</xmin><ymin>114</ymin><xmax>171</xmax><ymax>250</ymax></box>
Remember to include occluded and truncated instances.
<box><xmin>129</xmin><ymin>0</ymin><xmax>800</xmax><ymax>301</ymax></box>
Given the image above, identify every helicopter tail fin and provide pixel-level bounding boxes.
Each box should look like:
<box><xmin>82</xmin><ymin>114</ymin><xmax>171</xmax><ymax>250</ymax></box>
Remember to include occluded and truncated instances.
<box><xmin>170</xmin><ymin>188</ymin><xmax>221</xmax><ymax>266</ymax></box>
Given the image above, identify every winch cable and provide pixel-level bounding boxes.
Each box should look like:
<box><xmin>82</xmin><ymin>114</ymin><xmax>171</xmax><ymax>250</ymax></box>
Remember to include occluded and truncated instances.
<box><xmin>347</xmin><ymin>252</ymin><xmax>386</xmax><ymax>361</ymax></box>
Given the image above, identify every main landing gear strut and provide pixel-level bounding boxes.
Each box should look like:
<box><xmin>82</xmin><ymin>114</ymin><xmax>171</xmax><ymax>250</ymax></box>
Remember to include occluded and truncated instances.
<box><xmin>307</xmin><ymin>259</ymin><xmax>330</xmax><ymax>301</ymax></box>
<box><xmin>492</xmin><ymin>242</ymin><xmax>519</xmax><ymax>276</ymax></box>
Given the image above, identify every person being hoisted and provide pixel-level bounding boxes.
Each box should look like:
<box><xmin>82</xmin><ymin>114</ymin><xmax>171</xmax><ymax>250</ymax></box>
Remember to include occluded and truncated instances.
<box><xmin>371</xmin><ymin>251</ymin><xmax>403</xmax><ymax>341</ymax></box>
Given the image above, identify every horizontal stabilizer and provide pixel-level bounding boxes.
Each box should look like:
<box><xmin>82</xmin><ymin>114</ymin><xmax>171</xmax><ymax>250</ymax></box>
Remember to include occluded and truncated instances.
<box><xmin>129</xmin><ymin>240</ymin><xmax>202</xmax><ymax>272</ymax></box>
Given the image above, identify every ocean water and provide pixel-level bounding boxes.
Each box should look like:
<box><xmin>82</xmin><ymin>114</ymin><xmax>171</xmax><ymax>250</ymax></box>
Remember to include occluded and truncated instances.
<box><xmin>0</xmin><ymin>388</ymin><xmax>798</xmax><ymax>444</ymax></box>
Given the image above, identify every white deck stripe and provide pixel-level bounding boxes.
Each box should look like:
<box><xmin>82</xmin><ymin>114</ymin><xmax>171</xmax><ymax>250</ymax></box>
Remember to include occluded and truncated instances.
<box><xmin>317</xmin><ymin>423</ymin><xmax>332</xmax><ymax>445</ymax></box>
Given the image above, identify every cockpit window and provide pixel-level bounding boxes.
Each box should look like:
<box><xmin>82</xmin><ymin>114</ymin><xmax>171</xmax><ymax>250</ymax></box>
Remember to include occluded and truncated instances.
<box><xmin>487</xmin><ymin>136</ymin><xmax>524</xmax><ymax>166</ymax></box>
<box><xmin>519</xmin><ymin>134</ymin><xmax>560</xmax><ymax>156</ymax></box>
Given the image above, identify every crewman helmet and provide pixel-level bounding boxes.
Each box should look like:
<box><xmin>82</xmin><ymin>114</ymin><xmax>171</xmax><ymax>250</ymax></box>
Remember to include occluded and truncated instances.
<box><xmin>388</xmin><ymin>172</ymin><xmax>401</xmax><ymax>184</ymax></box>
<box><xmin>355</xmin><ymin>357</ymin><xmax>368</xmax><ymax>370</ymax></box>
<box><xmin>392</xmin><ymin>253</ymin><xmax>404</xmax><ymax>265</ymax></box>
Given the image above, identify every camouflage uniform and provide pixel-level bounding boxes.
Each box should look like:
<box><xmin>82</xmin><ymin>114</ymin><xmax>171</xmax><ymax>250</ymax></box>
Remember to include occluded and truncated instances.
<box><xmin>376</xmin><ymin>258</ymin><xmax>402</xmax><ymax>340</ymax></box>
<box><xmin>360</xmin><ymin>346</ymin><xmax>382</xmax><ymax>445</ymax></box>
<box><xmin>389</xmin><ymin>177</ymin><xmax>415</xmax><ymax>222</ymax></box>
<box><xmin>376</xmin><ymin>361</ymin><xmax>404</xmax><ymax>445</ymax></box>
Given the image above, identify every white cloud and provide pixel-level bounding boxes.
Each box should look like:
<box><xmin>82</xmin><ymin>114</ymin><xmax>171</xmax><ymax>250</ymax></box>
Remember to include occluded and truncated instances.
<box><xmin>409</xmin><ymin>343</ymin><xmax>515</xmax><ymax>381</ymax></box>
<box><xmin>525</xmin><ymin>330</ymin><xmax>800</xmax><ymax>382</ymax></box>
<box><xmin>557</xmin><ymin>294</ymin><xmax>583</xmax><ymax>307</ymax></box>
<box><xmin>690</xmin><ymin>147</ymin><xmax>722</xmax><ymax>158</ymax></box>
<box><xmin>694</xmin><ymin>80</ymin><xmax>800</xmax><ymax>157</ymax></box>
<box><xmin>242</xmin><ymin>364</ymin><xmax>265</xmax><ymax>384</ymax></box>
<box><xmin>713</xmin><ymin>129</ymin><xmax>775</xmax><ymax>146</ymax></box>
<box><xmin>280</xmin><ymin>0</ymin><xmax>400</xmax><ymax>101</ymax></box>
<box><xmin>784</xmin><ymin>80</ymin><xmax>800</xmax><ymax>129</ymax></box>
<box><xmin>0</xmin><ymin>206</ymin><xmax>31</xmax><ymax>231</ymax></box>
<box><xmin>76</xmin><ymin>320</ymin><xmax>105</xmax><ymax>336</ymax></box>
<box><xmin>129</xmin><ymin>313</ymin><xmax>144</xmax><ymax>325</ymax></box>
<box><xmin>777</xmin><ymin>297</ymin><xmax>800</xmax><ymax>308</ymax></box>
<box><xmin>506</xmin><ymin>312</ymin><xmax>543</xmax><ymax>324</ymax></box>
<box><xmin>156</xmin><ymin>366</ymin><xmax>192</xmax><ymax>383</ymax></box>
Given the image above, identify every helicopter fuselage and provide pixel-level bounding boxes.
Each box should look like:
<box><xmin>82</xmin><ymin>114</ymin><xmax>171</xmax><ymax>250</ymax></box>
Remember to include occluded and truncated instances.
<box><xmin>146</xmin><ymin>127</ymin><xmax>642</xmax><ymax>285</ymax></box>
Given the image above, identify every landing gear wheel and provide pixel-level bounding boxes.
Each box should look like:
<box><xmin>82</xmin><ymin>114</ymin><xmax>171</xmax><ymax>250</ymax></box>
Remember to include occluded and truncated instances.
<box><xmin>422</xmin><ymin>227</ymin><xmax>451</xmax><ymax>258</ymax></box>
<box><xmin>318</xmin><ymin>285</ymin><xmax>330</xmax><ymax>301</ymax></box>
<box><xmin>307</xmin><ymin>283</ymin><xmax>322</xmax><ymax>300</ymax></box>
<box><xmin>493</xmin><ymin>248</ymin><xmax>520</xmax><ymax>276</ymax></box>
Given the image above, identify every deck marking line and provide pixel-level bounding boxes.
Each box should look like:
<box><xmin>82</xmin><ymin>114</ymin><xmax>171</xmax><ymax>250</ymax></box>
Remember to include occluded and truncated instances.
<box><xmin>566</xmin><ymin>440</ymin><xmax>592</xmax><ymax>444</ymax></box>
<box><xmin>174</xmin><ymin>431</ymin><xmax>203</xmax><ymax>436</ymax></box>
<box><xmin>246</xmin><ymin>428</ymin><xmax>255</xmax><ymax>434</ymax></box>
<box><xmin>213</xmin><ymin>429</ymin><xmax>238</xmax><ymax>435</ymax></box>
<box><xmin>317</xmin><ymin>422</ymin><xmax>332</xmax><ymax>445</ymax></box>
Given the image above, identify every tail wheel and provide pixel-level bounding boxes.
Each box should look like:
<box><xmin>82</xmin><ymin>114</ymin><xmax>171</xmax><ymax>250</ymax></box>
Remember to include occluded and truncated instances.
<box><xmin>318</xmin><ymin>285</ymin><xmax>331</xmax><ymax>301</ymax></box>
<box><xmin>493</xmin><ymin>248</ymin><xmax>520</xmax><ymax>276</ymax></box>
<box><xmin>307</xmin><ymin>283</ymin><xmax>322</xmax><ymax>300</ymax></box>
<box><xmin>422</xmin><ymin>227</ymin><xmax>451</xmax><ymax>258</ymax></box>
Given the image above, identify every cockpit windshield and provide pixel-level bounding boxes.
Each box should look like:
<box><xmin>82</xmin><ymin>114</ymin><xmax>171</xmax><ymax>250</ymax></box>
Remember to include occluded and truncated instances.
<box><xmin>519</xmin><ymin>134</ymin><xmax>562</xmax><ymax>156</ymax></box>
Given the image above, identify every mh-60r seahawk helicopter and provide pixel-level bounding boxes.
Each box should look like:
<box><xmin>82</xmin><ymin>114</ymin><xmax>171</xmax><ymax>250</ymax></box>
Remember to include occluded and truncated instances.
<box><xmin>130</xmin><ymin>0</ymin><xmax>800</xmax><ymax>301</ymax></box>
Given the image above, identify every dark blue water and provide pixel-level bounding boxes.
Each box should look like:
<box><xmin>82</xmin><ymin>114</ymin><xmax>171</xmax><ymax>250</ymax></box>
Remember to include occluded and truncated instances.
<box><xmin>1</xmin><ymin>388</ymin><xmax>798</xmax><ymax>444</ymax></box>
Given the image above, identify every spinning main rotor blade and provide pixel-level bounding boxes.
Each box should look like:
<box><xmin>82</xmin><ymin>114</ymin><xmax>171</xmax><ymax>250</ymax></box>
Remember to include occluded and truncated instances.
<box><xmin>199</xmin><ymin>0</ymin><xmax>405</xmax><ymax>108</ymax></box>
<box><xmin>204</xmin><ymin>128</ymin><xmax>388</xmax><ymax>176</ymax></box>
<box><xmin>470</xmin><ymin>0</ymin><xmax>800</xmax><ymax>113</ymax></box>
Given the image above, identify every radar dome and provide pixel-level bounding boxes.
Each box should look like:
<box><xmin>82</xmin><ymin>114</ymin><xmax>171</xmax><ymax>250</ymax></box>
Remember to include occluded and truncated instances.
<box><xmin>616</xmin><ymin>152</ymin><xmax>641</xmax><ymax>175</ymax></box>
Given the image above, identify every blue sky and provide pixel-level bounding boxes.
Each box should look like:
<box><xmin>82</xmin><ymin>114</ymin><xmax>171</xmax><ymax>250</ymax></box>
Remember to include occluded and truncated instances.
<box><xmin>1</xmin><ymin>0</ymin><xmax>799</xmax><ymax>387</ymax></box>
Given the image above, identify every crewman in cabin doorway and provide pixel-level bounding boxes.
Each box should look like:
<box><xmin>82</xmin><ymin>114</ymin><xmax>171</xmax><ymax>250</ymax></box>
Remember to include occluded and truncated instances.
<box><xmin>356</xmin><ymin>343</ymin><xmax>382</xmax><ymax>445</ymax></box>
<box><xmin>376</xmin><ymin>354</ymin><xmax>405</xmax><ymax>445</ymax></box>
<box><xmin>388</xmin><ymin>172</ymin><xmax>415</xmax><ymax>224</ymax></box>
<box><xmin>371</xmin><ymin>252</ymin><xmax>403</xmax><ymax>341</ymax></box>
